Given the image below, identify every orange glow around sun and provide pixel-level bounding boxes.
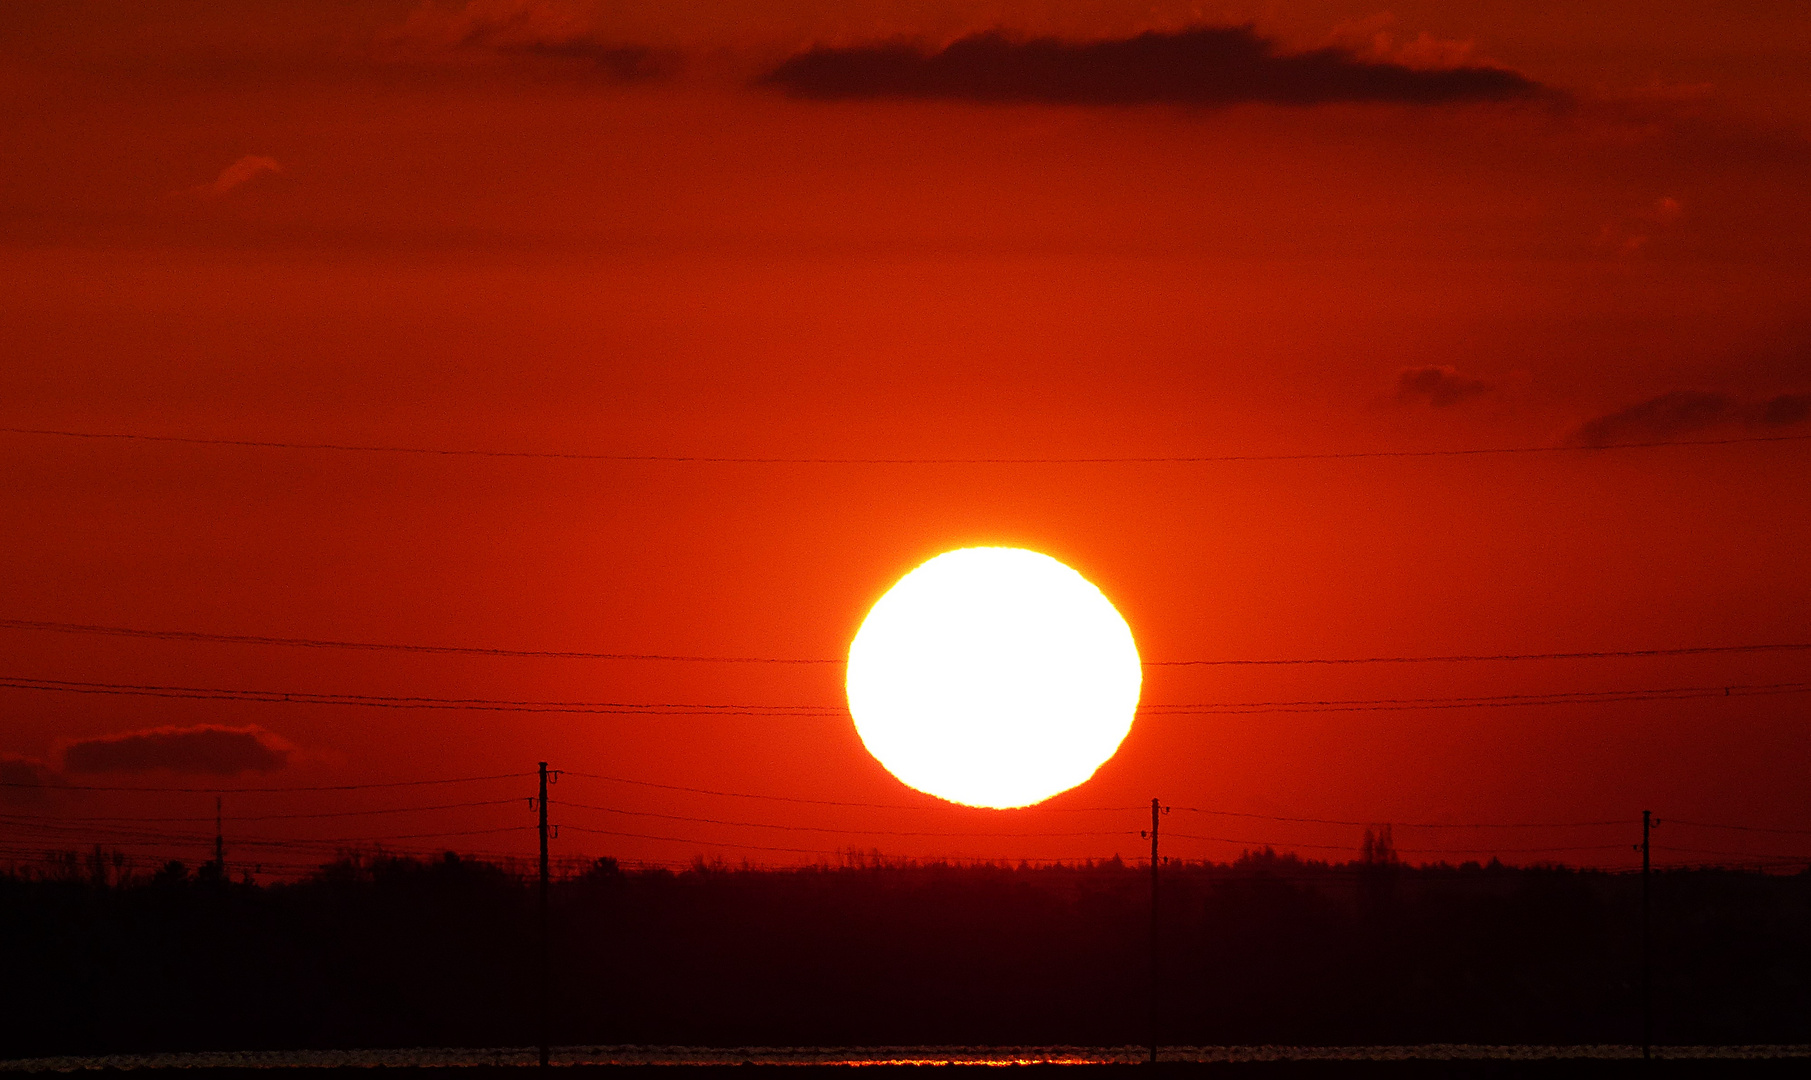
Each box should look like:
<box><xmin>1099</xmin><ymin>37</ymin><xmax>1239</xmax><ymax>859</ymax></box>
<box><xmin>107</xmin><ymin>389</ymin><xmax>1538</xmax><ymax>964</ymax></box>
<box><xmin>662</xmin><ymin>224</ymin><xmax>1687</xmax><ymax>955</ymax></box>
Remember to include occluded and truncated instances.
<box><xmin>845</xmin><ymin>547</ymin><xmax>1143</xmax><ymax>809</ymax></box>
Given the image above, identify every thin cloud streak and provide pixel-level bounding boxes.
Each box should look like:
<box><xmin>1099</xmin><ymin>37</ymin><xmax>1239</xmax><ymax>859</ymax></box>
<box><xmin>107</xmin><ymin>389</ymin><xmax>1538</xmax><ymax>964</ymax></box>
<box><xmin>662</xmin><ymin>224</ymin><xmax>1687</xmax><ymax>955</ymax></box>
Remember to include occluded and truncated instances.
<box><xmin>1572</xmin><ymin>389</ymin><xmax>1811</xmax><ymax>447</ymax></box>
<box><xmin>385</xmin><ymin>0</ymin><xmax>672</xmax><ymax>82</ymax></box>
<box><xmin>1397</xmin><ymin>365</ymin><xmax>1493</xmax><ymax>407</ymax></box>
<box><xmin>194</xmin><ymin>155</ymin><xmax>283</xmax><ymax>199</ymax></box>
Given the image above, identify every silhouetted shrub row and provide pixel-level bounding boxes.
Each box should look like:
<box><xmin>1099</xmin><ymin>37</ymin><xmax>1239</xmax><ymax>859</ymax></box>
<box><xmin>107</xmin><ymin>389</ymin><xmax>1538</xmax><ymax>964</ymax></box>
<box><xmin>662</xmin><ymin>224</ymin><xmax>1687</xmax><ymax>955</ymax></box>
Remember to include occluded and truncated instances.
<box><xmin>2</xmin><ymin>850</ymin><xmax>1807</xmax><ymax>1055</ymax></box>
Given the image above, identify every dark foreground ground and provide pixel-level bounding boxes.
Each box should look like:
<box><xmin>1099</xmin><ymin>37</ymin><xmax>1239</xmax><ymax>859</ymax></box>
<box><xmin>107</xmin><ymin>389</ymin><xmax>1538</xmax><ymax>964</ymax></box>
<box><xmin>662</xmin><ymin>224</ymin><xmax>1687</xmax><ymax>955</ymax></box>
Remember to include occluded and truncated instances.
<box><xmin>28</xmin><ymin>1065</ymin><xmax>1811</xmax><ymax>1078</ymax></box>
<box><xmin>6</xmin><ymin>855</ymin><xmax>1808</xmax><ymax>1055</ymax></box>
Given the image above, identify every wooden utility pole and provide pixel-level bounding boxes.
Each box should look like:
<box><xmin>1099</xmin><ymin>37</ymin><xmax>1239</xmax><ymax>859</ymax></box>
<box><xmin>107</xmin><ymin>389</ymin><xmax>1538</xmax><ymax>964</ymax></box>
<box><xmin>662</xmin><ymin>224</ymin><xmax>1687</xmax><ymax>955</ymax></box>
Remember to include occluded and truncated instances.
<box><xmin>214</xmin><ymin>795</ymin><xmax>224</xmax><ymax>873</ymax></box>
<box><xmin>1641</xmin><ymin>809</ymin><xmax>1654</xmax><ymax>1061</ymax></box>
<box><xmin>1148</xmin><ymin>797</ymin><xmax>1162</xmax><ymax>1066</ymax></box>
<box><xmin>538</xmin><ymin>762</ymin><xmax>551</xmax><ymax>1070</ymax></box>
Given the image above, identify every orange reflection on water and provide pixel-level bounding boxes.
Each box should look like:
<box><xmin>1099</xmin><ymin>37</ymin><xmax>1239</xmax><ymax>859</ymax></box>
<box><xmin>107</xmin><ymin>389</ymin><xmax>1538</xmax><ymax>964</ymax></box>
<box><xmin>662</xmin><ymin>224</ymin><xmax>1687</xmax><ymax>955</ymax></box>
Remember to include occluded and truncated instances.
<box><xmin>839</xmin><ymin>1056</ymin><xmax>1115</xmax><ymax>1066</ymax></box>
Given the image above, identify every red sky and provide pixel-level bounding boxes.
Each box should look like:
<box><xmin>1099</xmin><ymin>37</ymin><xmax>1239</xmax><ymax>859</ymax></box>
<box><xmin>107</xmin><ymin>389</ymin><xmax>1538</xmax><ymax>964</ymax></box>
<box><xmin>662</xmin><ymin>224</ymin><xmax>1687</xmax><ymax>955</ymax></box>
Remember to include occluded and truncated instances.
<box><xmin>2</xmin><ymin>1</ymin><xmax>1808</xmax><ymax>875</ymax></box>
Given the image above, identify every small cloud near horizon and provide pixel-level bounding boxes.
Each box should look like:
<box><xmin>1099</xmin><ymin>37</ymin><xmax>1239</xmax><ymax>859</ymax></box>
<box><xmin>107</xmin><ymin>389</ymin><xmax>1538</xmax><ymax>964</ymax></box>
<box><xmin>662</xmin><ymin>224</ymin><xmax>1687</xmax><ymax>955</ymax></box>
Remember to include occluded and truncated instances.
<box><xmin>1570</xmin><ymin>388</ymin><xmax>1811</xmax><ymax>446</ymax></box>
<box><xmin>758</xmin><ymin>25</ymin><xmax>1549</xmax><ymax>107</ymax></box>
<box><xmin>0</xmin><ymin>754</ymin><xmax>59</xmax><ymax>805</ymax></box>
<box><xmin>59</xmin><ymin>724</ymin><xmax>295</xmax><ymax>777</ymax></box>
<box><xmin>1397</xmin><ymin>364</ymin><xmax>1493</xmax><ymax>407</ymax></box>
<box><xmin>194</xmin><ymin>155</ymin><xmax>284</xmax><ymax>199</ymax></box>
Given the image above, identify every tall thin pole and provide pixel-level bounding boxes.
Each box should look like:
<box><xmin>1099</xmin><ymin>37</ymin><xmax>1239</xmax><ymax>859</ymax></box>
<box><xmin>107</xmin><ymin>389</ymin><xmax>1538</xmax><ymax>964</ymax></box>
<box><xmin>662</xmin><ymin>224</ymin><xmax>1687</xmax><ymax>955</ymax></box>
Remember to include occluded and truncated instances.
<box><xmin>538</xmin><ymin>762</ymin><xmax>550</xmax><ymax>1070</ymax></box>
<box><xmin>214</xmin><ymin>795</ymin><xmax>224</xmax><ymax>873</ymax></box>
<box><xmin>1641</xmin><ymin>809</ymin><xmax>1652</xmax><ymax>1061</ymax></box>
<box><xmin>1149</xmin><ymin>797</ymin><xmax>1161</xmax><ymax>1066</ymax></box>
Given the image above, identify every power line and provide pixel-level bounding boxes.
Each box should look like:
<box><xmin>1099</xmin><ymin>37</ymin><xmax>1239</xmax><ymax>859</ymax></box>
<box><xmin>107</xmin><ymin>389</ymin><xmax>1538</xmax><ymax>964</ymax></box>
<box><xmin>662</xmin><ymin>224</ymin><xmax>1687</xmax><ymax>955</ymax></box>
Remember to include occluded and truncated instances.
<box><xmin>0</xmin><ymin>676</ymin><xmax>845</xmax><ymax>714</ymax></box>
<box><xmin>0</xmin><ymin>798</ymin><xmax>1738</xmax><ymax>846</ymax></box>
<box><xmin>1154</xmin><ymin>644</ymin><xmax>1811</xmax><ymax>667</ymax></box>
<box><xmin>563</xmin><ymin>772</ymin><xmax>954</xmax><ymax>810</ymax></box>
<box><xmin>4</xmin><ymin>808</ymin><xmax>1795</xmax><ymax>865</ymax></box>
<box><xmin>4</xmin><ymin>758</ymin><xmax>1802</xmax><ymax>859</ymax></box>
<box><xmin>0</xmin><ymin>817</ymin><xmax>536</xmax><ymax>851</ymax></box>
<box><xmin>1144</xmin><ymin>683</ymin><xmax>1811</xmax><ymax>713</ymax></box>
<box><xmin>6</xmin><ymin>424</ymin><xmax>1808</xmax><ymax>463</ymax></box>
<box><xmin>8</xmin><ymin>616</ymin><xmax>1811</xmax><ymax>667</ymax></box>
<box><xmin>1174</xmin><ymin>807</ymin><xmax>1627</xmax><ymax>829</ymax></box>
<box><xmin>560</xmin><ymin>824</ymin><xmax>858</xmax><ymax>857</ymax></box>
<box><xmin>1165</xmin><ymin>831</ymin><xmax>1632</xmax><ymax>855</ymax></box>
<box><xmin>562</xmin><ymin>778</ymin><xmax>1788</xmax><ymax>841</ymax></box>
<box><xmin>0</xmin><ymin>619</ymin><xmax>836</xmax><ymax>665</ymax></box>
<box><xmin>1656</xmin><ymin>845</ymin><xmax>1811</xmax><ymax>862</ymax></box>
<box><xmin>0</xmin><ymin>818</ymin><xmax>544</xmax><ymax>863</ymax></box>
<box><xmin>4</xmin><ymin>673</ymin><xmax>1807</xmax><ymax>718</ymax></box>
<box><xmin>0</xmin><ymin>817</ymin><xmax>229</xmax><ymax>844</ymax></box>
<box><xmin>557</xmin><ymin>801</ymin><xmax>1131</xmax><ymax>838</ymax></box>
<box><xmin>15</xmin><ymin>798</ymin><xmax>523</xmax><ymax>824</ymax></box>
<box><xmin>3</xmin><ymin>815</ymin><xmax>1789</xmax><ymax>871</ymax></box>
<box><xmin>0</xmin><ymin>842</ymin><xmax>539</xmax><ymax>863</ymax></box>
<box><xmin>1651</xmin><ymin>858</ymin><xmax>1811</xmax><ymax>871</ymax></box>
<box><xmin>562</xmin><ymin>778</ymin><xmax>1656</xmax><ymax>834</ymax></box>
<box><xmin>0</xmin><ymin>772</ymin><xmax>529</xmax><ymax>794</ymax></box>
<box><xmin>1666</xmin><ymin>819</ymin><xmax>1811</xmax><ymax>837</ymax></box>
<box><xmin>559</xmin><ymin>823</ymin><xmax>1120</xmax><ymax>862</ymax></box>
<box><xmin>569</xmin><ymin>795</ymin><xmax>1630</xmax><ymax>835</ymax></box>
<box><xmin>561</xmin><ymin>771</ymin><xmax>1141</xmax><ymax>812</ymax></box>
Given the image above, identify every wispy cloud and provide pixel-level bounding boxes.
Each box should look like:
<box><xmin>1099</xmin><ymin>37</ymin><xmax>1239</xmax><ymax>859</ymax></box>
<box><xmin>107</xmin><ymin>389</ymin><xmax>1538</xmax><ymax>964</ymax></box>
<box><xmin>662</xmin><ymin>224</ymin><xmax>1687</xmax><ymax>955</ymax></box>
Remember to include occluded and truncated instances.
<box><xmin>386</xmin><ymin>0</ymin><xmax>670</xmax><ymax>82</ymax></box>
<box><xmin>192</xmin><ymin>155</ymin><xmax>284</xmax><ymax>199</ymax></box>
<box><xmin>1571</xmin><ymin>389</ymin><xmax>1811</xmax><ymax>446</ymax></box>
<box><xmin>759</xmin><ymin>26</ymin><xmax>1548</xmax><ymax>107</ymax></box>
<box><xmin>1757</xmin><ymin>392</ymin><xmax>1811</xmax><ymax>427</ymax></box>
<box><xmin>1397</xmin><ymin>365</ymin><xmax>1493</xmax><ymax>407</ymax></box>
<box><xmin>1327</xmin><ymin>13</ymin><xmax>1483</xmax><ymax>71</ymax></box>
<box><xmin>60</xmin><ymin>724</ymin><xmax>295</xmax><ymax>777</ymax></box>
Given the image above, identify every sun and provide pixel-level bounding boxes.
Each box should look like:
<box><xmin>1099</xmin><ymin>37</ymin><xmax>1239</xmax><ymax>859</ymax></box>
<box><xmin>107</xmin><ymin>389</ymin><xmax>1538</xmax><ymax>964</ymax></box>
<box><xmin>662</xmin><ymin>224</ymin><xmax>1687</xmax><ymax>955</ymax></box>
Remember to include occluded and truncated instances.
<box><xmin>845</xmin><ymin>547</ymin><xmax>1142</xmax><ymax>809</ymax></box>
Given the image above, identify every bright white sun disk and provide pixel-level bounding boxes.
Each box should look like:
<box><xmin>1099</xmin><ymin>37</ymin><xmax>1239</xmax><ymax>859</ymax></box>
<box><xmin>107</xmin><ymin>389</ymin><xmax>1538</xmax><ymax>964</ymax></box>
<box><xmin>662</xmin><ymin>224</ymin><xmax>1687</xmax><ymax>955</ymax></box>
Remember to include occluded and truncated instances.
<box><xmin>845</xmin><ymin>547</ymin><xmax>1142</xmax><ymax>809</ymax></box>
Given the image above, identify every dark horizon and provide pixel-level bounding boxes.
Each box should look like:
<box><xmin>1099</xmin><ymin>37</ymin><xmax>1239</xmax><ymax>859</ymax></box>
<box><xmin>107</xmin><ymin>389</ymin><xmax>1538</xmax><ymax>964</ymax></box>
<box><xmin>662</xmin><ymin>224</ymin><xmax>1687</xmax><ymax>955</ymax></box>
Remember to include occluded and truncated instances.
<box><xmin>5</xmin><ymin>848</ymin><xmax>1808</xmax><ymax>1058</ymax></box>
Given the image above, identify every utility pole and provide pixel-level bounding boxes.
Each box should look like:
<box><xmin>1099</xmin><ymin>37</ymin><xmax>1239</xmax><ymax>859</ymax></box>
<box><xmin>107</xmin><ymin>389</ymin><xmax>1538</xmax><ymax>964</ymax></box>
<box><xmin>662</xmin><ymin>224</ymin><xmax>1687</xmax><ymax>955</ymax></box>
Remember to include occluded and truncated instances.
<box><xmin>538</xmin><ymin>762</ymin><xmax>551</xmax><ymax>1070</ymax></box>
<box><xmin>214</xmin><ymin>795</ymin><xmax>224</xmax><ymax>874</ymax></box>
<box><xmin>1146</xmin><ymin>797</ymin><xmax>1164</xmax><ymax>1066</ymax></box>
<box><xmin>1640</xmin><ymin>809</ymin><xmax>1655</xmax><ymax>1061</ymax></box>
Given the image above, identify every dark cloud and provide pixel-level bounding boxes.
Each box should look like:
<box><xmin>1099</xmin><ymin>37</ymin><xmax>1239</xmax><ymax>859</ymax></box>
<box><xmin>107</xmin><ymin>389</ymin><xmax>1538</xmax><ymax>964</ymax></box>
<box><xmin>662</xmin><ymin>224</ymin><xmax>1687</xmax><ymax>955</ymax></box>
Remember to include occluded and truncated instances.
<box><xmin>1397</xmin><ymin>365</ymin><xmax>1492</xmax><ymax>407</ymax></box>
<box><xmin>759</xmin><ymin>26</ymin><xmax>1546</xmax><ymax>107</ymax></box>
<box><xmin>1758</xmin><ymin>391</ymin><xmax>1811</xmax><ymax>427</ymax></box>
<box><xmin>60</xmin><ymin>725</ymin><xmax>293</xmax><ymax>777</ymax></box>
<box><xmin>1572</xmin><ymin>390</ymin><xmax>1736</xmax><ymax>446</ymax></box>
<box><xmin>0</xmin><ymin>754</ymin><xmax>58</xmax><ymax>806</ymax></box>
<box><xmin>1571</xmin><ymin>389</ymin><xmax>1811</xmax><ymax>446</ymax></box>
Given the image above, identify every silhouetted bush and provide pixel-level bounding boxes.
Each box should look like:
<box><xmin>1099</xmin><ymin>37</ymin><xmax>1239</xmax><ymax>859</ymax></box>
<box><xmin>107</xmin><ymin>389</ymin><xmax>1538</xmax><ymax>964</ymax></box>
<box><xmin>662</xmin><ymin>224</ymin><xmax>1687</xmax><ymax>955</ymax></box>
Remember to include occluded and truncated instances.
<box><xmin>1</xmin><ymin>852</ymin><xmax>1806</xmax><ymax>1056</ymax></box>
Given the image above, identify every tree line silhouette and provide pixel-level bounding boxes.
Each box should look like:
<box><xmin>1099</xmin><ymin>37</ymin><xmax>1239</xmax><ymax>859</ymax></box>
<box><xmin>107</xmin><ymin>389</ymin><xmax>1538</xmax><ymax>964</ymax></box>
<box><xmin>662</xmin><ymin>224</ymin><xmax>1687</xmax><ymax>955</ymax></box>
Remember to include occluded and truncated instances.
<box><xmin>2</xmin><ymin>847</ymin><xmax>1807</xmax><ymax>1057</ymax></box>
